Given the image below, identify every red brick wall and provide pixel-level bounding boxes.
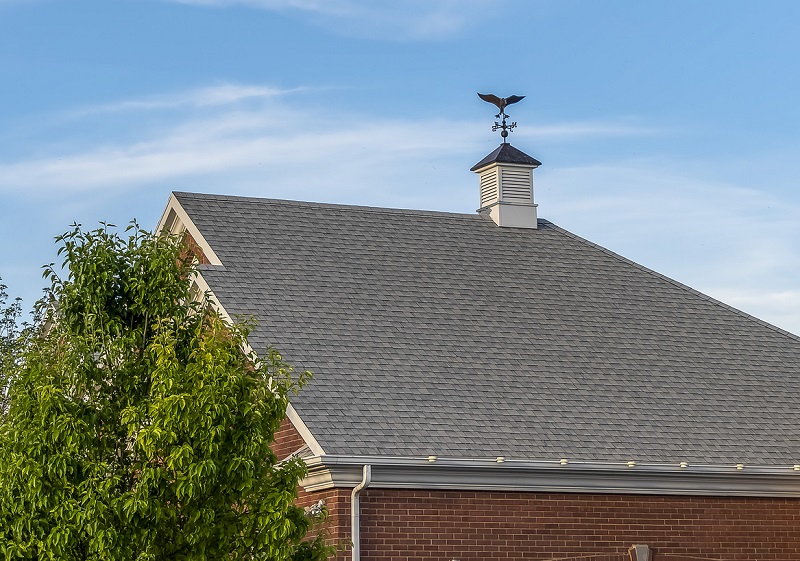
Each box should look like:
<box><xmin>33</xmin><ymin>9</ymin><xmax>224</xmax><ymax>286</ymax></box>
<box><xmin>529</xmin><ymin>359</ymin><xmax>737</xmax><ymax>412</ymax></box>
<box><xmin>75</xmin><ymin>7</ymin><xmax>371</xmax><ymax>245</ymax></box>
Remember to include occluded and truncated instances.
<box><xmin>271</xmin><ymin>417</ymin><xmax>352</xmax><ymax>559</ymax></box>
<box><xmin>272</xmin><ymin>417</ymin><xmax>307</xmax><ymax>461</ymax></box>
<box><xmin>358</xmin><ymin>490</ymin><xmax>800</xmax><ymax>561</ymax></box>
<box><xmin>296</xmin><ymin>487</ymin><xmax>352</xmax><ymax>560</ymax></box>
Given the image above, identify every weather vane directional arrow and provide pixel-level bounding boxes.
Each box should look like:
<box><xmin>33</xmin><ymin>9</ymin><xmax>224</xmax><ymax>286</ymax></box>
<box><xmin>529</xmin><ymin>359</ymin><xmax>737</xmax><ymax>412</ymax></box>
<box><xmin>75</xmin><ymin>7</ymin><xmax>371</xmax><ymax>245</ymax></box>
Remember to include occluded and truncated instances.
<box><xmin>477</xmin><ymin>93</ymin><xmax>525</xmax><ymax>143</ymax></box>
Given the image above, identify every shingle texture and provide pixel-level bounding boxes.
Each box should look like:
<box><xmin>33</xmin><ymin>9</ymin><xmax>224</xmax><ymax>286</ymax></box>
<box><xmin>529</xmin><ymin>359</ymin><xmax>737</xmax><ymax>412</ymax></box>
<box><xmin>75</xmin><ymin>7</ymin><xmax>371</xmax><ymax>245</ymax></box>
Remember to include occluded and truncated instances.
<box><xmin>175</xmin><ymin>192</ymin><xmax>800</xmax><ymax>464</ymax></box>
<box><xmin>470</xmin><ymin>143</ymin><xmax>542</xmax><ymax>171</ymax></box>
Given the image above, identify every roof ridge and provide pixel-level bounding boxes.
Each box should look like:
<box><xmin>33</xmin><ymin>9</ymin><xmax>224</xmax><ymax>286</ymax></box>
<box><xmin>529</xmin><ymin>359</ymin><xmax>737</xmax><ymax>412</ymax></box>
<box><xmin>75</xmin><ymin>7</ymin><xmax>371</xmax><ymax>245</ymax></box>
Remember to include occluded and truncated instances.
<box><xmin>172</xmin><ymin>191</ymin><xmax>482</xmax><ymax>221</ymax></box>
<box><xmin>539</xmin><ymin>219</ymin><xmax>800</xmax><ymax>343</ymax></box>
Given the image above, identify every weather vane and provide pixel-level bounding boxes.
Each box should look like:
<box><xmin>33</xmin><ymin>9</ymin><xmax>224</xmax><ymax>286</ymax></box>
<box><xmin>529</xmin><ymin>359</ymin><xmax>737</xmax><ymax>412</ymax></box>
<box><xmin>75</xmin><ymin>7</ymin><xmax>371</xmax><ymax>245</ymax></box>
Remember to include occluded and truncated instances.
<box><xmin>477</xmin><ymin>93</ymin><xmax>525</xmax><ymax>143</ymax></box>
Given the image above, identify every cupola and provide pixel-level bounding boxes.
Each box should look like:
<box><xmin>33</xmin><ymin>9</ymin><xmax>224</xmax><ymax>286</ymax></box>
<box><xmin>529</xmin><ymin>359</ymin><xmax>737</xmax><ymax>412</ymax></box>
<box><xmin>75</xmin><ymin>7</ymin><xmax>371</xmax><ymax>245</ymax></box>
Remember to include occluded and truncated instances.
<box><xmin>471</xmin><ymin>143</ymin><xmax>541</xmax><ymax>229</ymax></box>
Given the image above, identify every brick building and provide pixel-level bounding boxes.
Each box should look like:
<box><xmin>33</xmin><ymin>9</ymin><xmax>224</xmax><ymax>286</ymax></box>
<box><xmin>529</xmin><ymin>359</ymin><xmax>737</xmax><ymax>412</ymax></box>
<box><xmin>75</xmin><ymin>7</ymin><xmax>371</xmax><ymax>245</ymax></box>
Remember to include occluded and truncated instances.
<box><xmin>157</xmin><ymin>141</ymin><xmax>800</xmax><ymax>561</ymax></box>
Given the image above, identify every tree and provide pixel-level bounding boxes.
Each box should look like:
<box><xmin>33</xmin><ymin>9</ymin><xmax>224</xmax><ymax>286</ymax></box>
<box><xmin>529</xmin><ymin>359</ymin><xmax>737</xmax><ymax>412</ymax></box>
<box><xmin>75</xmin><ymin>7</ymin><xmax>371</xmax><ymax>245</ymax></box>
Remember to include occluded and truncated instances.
<box><xmin>0</xmin><ymin>223</ymin><xmax>330</xmax><ymax>561</ymax></box>
<box><xmin>0</xmin><ymin>278</ymin><xmax>24</xmax><ymax>414</ymax></box>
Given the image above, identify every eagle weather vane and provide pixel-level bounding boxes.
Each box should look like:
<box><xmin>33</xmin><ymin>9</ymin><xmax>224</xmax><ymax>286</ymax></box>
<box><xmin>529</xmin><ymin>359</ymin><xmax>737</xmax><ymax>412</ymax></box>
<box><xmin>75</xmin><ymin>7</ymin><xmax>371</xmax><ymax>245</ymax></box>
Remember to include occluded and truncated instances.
<box><xmin>477</xmin><ymin>93</ymin><xmax>525</xmax><ymax>143</ymax></box>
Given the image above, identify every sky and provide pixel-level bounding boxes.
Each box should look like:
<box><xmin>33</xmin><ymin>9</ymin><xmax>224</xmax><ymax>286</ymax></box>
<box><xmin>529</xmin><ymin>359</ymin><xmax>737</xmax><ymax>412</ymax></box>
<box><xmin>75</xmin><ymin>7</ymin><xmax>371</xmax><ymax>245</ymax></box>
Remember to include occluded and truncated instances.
<box><xmin>1</xmin><ymin>0</ymin><xmax>800</xmax><ymax>334</ymax></box>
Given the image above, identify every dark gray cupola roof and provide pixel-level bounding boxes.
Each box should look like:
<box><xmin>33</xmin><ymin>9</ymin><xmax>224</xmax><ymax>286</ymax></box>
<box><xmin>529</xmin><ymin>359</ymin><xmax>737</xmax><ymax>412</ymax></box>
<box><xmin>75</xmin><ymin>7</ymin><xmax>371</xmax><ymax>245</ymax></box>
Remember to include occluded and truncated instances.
<box><xmin>470</xmin><ymin>143</ymin><xmax>542</xmax><ymax>171</ymax></box>
<box><xmin>173</xmin><ymin>192</ymin><xmax>800</xmax><ymax>466</ymax></box>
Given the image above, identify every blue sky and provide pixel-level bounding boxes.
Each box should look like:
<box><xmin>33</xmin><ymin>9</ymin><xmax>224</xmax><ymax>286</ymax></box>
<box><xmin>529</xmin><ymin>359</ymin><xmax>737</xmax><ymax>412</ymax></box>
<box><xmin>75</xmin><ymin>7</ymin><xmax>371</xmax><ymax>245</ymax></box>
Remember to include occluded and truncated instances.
<box><xmin>2</xmin><ymin>0</ymin><xmax>800</xmax><ymax>333</ymax></box>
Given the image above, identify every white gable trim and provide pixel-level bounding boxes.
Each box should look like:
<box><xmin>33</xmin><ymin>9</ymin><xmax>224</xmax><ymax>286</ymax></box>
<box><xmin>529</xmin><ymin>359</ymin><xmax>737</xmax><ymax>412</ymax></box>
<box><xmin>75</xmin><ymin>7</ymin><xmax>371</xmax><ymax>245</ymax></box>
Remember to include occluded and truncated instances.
<box><xmin>156</xmin><ymin>193</ymin><xmax>223</xmax><ymax>266</ymax></box>
<box><xmin>286</xmin><ymin>403</ymin><xmax>326</xmax><ymax>457</ymax></box>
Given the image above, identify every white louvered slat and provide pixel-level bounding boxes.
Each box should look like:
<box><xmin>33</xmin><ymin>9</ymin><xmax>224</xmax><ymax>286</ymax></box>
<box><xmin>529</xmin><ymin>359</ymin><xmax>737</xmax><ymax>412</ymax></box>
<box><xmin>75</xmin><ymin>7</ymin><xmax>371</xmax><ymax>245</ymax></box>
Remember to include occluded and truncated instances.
<box><xmin>479</xmin><ymin>169</ymin><xmax>499</xmax><ymax>207</ymax></box>
<box><xmin>500</xmin><ymin>168</ymin><xmax>532</xmax><ymax>202</ymax></box>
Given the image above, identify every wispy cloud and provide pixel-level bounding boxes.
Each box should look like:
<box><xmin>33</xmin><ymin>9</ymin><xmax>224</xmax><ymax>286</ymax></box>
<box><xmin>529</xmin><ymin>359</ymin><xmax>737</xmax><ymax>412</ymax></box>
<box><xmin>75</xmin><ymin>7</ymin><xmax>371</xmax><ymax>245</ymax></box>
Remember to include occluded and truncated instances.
<box><xmin>0</xmin><ymin>122</ymin><xmax>456</xmax><ymax>195</ymax></box>
<box><xmin>167</xmin><ymin>0</ymin><xmax>502</xmax><ymax>40</ymax></box>
<box><xmin>66</xmin><ymin>84</ymin><xmax>303</xmax><ymax>118</ymax></box>
<box><xmin>169</xmin><ymin>0</ymin><xmax>369</xmax><ymax>14</ymax></box>
<box><xmin>517</xmin><ymin>121</ymin><xmax>663</xmax><ymax>140</ymax></box>
<box><xmin>1</xmin><ymin>83</ymin><xmax>660</xmax><ymax>196</ymax></box>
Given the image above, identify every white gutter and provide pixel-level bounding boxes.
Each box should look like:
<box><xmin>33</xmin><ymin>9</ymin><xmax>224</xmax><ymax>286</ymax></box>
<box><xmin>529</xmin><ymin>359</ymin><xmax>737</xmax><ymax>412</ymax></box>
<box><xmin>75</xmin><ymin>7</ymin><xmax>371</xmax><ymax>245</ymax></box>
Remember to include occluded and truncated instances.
<box><xmin>309</xmin><ymin>453</ymin><xmax>800</xmax><ymax>476</ymax></box>
<box><xmin>350</xmin><ymin>464</ymin><xmax>372</xmax><ymax>561</ymax></box>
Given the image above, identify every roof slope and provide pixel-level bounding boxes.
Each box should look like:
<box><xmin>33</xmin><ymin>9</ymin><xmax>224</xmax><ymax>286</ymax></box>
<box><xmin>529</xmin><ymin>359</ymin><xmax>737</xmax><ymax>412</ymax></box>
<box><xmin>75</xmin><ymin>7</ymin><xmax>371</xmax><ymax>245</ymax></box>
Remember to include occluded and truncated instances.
<box><xmin>470</xmin><ymin>143</ymin><xmax>542</xmax><ymax>171</ymax></box>
<box><xmin>175</xmin><ymin>192</ymin><xmax>800</xmax><ymax>465</ymax></box>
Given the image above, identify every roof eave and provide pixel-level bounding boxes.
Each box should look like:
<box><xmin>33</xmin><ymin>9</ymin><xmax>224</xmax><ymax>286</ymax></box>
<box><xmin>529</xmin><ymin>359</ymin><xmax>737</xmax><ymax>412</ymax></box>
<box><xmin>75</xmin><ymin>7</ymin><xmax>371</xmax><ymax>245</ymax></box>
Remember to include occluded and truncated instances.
<box><xmin>301</xmin><ymin>454</ymin><xmax>800</xmax><ymax>498</ymax></box>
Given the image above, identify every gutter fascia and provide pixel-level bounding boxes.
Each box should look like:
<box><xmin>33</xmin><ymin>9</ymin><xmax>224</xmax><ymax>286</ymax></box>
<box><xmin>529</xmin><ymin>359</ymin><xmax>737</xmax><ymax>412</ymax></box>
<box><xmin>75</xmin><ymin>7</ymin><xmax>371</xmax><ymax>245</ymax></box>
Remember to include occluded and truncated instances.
<box><xmin>301</xmin><ymin>455</ymin><xmax>800</xmax><ymax>498</ymax></box>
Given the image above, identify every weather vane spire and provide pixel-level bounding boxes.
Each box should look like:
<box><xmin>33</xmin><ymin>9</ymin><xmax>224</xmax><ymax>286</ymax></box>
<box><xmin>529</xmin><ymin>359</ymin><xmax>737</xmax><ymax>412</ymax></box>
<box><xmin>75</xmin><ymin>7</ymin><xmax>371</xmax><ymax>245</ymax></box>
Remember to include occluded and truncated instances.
<box><xmin>477</xmin><ymin>93</ymin><xmax>525</xmax><ymax>143</ymax></box>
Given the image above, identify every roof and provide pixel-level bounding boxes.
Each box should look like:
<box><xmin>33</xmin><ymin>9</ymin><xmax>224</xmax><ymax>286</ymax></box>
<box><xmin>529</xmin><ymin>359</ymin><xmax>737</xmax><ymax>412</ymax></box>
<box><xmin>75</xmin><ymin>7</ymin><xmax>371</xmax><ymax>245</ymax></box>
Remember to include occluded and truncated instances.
<box><xmin>174</xmin><ymin>191</ymin><xmax>800</xmax><ymax>465</ymax></box>
<box><xmin>470</xmin><ymin>143</ymin><xmax>542</xmax><ymax>171</ymax></box>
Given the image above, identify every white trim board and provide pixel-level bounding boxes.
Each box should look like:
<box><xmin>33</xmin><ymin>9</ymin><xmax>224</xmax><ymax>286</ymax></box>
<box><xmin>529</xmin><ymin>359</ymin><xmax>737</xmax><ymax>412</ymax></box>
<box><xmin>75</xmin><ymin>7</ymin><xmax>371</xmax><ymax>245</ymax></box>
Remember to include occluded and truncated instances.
<box><xmin>286</xmin><ymin>403</ymin><xmax>326</xmax><ymax>457</ymax></box>
<box><xmin>156</xmin><ymin>193</ymin><xmax>223</xmax><ymax>266</ymax></box>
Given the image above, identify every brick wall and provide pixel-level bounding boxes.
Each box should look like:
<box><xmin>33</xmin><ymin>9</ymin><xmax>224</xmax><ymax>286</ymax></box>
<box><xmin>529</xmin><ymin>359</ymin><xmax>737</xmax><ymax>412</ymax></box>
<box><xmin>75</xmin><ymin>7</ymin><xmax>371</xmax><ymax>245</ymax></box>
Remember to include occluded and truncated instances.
<box><xmin>358</xmin><ymin>489</ymin><xmax>800</xmax><ymax>561</ymax></box>
<box><xmin>296</xmin><ymin>487</ymin><xmax>352</xmax><ymax>560</ymax></box>
<box><xmin>273</xmin><ymin>417</ymin><xmax>307</xmax><ymax>461</ymax></box>
<box><xmin>272</xmin><ymin>417</ymin><xmax>352</xmax><ymax>559</ymax></box>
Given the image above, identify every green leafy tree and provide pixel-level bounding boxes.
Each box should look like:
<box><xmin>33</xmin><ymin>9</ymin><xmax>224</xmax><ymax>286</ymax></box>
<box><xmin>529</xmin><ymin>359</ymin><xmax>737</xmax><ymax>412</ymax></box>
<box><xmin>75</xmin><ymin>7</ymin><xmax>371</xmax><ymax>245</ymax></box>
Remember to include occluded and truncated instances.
<box><xmin>0</xmin><ymin>224</ymin><xmax>329</xmax><ymax>561</ymax></box>
<box><xmin>0</xmin><ymin>278</ymin><xmax>24</xmax><ymax>413</ymax></box>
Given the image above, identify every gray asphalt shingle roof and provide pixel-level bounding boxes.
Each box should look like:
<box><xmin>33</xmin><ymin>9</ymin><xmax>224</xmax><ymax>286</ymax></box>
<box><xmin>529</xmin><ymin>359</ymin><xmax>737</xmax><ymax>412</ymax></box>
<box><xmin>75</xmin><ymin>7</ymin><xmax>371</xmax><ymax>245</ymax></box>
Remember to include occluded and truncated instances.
<box><xmin>175</xmin><ymin>191</ymin><xmax>800</xmax><ymax>464</ymax></box>
<box><xmin>470</xmin><ymin>143</ymin><xmax>542</xmax><ymax>170</ymax></box>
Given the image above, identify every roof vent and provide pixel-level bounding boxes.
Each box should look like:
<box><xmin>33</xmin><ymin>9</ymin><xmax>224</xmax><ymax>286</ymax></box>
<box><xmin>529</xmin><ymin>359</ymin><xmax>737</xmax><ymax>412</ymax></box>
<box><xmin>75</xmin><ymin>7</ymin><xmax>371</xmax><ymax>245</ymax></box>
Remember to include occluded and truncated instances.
<box><xmin>471</xmin><ymin>143</ymin><xmax>541</xmax><ymax>229</ymax></box>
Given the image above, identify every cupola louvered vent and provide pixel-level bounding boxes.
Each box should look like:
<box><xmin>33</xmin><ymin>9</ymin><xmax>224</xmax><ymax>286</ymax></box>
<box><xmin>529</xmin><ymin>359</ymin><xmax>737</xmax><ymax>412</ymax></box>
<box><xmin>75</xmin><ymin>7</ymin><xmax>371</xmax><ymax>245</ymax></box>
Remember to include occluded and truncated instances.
<box><xmin>471</xmin><ymin>143</ymin><xmax>541</xmax><ymax>229</ymax></box>
<box><xmin>480</xmin><ymin>168</ymin><xmax>499</xmax><ymax>207</ymax></box>
<box><xmin>500</xmin><ymin>168</ymin><xmax>532</xmax><ymax>202</ymax></box>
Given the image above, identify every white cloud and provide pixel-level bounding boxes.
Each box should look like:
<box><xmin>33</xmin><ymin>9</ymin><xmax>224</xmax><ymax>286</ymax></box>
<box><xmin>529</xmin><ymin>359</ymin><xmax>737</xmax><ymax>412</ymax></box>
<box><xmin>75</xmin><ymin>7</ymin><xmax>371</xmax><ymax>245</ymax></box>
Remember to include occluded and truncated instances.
<box><xmin>167</xmin><ymin>0</ymin><xmax>502</xmax><ymax>40</ymax></box>
<box><xmin>0</xmin><ymin>84</ymin><xmax>662</xmax><ymax>197</ymax></box>
<box><xmin>0</xmin><ymin>113</ymin><xmax>470</xmax><ymax>194</ymax></box>
<box><xmin>169</xmin><ymin>0</ymin><xmax>363</xmax><ymax>14</ymax></box>
<box><xmin>66</xmin><ymin>84</ymin><xmax>302</xmax><ymax>118</ymax></box>
<box><xmin>517</xmin><ymin>121</ymin><xmax>662</xmax><ymax>140</ymax></box>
